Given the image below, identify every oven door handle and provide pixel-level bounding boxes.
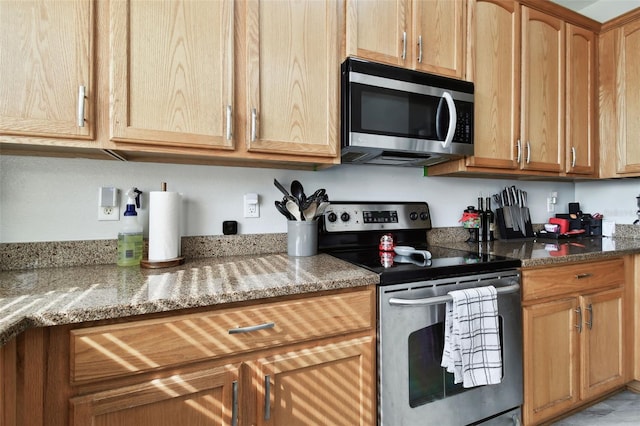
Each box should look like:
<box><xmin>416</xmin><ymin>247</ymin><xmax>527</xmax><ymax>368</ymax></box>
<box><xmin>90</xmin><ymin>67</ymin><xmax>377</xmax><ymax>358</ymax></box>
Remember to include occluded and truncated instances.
<box><xmin>388</xmin><ymin>283</ymin><xmax>520</xmax><ymax>307</ymax></box>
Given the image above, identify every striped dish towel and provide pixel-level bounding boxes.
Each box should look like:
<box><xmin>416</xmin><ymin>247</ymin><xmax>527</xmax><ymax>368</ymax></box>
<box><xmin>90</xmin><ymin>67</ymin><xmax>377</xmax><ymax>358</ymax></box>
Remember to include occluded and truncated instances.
<box><xmin>440</xmin><ymin>285</ymin><xmax>502</xmax><ymax>388</ymax></box>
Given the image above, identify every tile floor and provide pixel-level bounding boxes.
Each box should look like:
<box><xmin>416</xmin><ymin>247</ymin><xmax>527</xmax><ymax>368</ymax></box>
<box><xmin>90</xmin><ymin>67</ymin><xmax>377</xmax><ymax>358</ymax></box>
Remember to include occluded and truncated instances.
<box><xmin>550</xmin><ymin>390</ymin><xmax>640</xmax><ymax>425</ymax></box>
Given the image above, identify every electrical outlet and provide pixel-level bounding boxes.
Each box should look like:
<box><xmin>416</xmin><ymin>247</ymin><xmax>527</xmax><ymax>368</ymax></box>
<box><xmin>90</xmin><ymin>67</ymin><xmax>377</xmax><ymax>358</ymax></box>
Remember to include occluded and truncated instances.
<box><xmin>244</xmin><ymin>193</ymin><xmax>260</xmax><ymax>218</ymax></box>
<box><xmin>98</xmin><ymin>206</ymin><xmax>119</xmax><ymax>221</ymax></box>
<box><xmin>547</xmin><ymin>198</ymin><xmax>555</xmax><ymax>213</ymax></box>
<box><xmin>98</xmin><ymin>187</ymin><xmax>120</xmax><ymax>221</ymax></box>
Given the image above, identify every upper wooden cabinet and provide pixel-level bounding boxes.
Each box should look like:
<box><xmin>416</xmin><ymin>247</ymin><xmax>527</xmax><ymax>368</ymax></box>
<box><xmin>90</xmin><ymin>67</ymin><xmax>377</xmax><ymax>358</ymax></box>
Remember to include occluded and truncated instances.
<box><xmin>428</xmin><ymin>1</ymin><xmax>597</xmax><ymax>179</ymax></box>
<box><xmin>242</xmin><ymin>0</ymin><xmax>341</xmax><ymax>158</ymax></box>
<box><xmin>520</xmin><ymin>6</ymin><xmax>564</xmax><ymax>173</ymax></box>
<box><xmin>0</xmin><ymin>0</ymin><xmax>94</xmax><ymax>140</ymax></box>
<box><xmin>566</xmin><ymin>24</ymin><xmax>596</xmax><ymax>175</ymax></box>
<box><xmin>465</xmin><ymin>0</ymin><xmax>520</xmax><ymax>170</ymax></box>
<box><xmin>346</xmin><ymin>0</ymin><xmax>467</xmax><ymax>79</ymax></box>
<box><xmin>600</xmin><ymin>17</ymin><xmax>640</xmax><ymax>176</ymax></box>
<box><xmin>109</xmin><ymin>0</ymin><xmax>234</xmax><ymax>149</ymax></box>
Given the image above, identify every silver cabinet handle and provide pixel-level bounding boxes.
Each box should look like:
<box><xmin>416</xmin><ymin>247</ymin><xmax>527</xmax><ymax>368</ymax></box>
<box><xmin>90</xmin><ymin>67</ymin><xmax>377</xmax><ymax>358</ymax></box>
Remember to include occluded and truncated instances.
<box><xmin>264</xmin><ymin>375</ymin><xmax>271</xmax><ymax>420</ymax></box>
<box><xmin>576</xmin><ymin>273</ymin><xmax>592</xmax><ymax>279</ymax></box>
<box><xmin>251</xmin><ymin>108</ymin><xmax>258</xmax><ymax>141</ymax></box>
<box><xmin>401</xmin><ymin>31</ymin><xmax>407</xmax><ymax>60</ymax></box>
<box><xmin>417</xmin><ymin>35</ymin><xmax>423</xmax><ymax>63</ymax></box>
<box><xmin>586</xmin><ymin>303</ymin><xmax>593</xmax><ymax>330</ymax></box>
<box><xmin>526</xmin><ymin>141</ymin><xmax>531</xmax><ymax>164</ymax></box>
<box><xmin>226</xmin><ymin>105</ymin><xmax>232</xmax><ymax>140</ymax></box>
<box><xmin>575</xmin><ymin>306</ymin><xmax>582</xmax><ymax>333</ymax></box>
<box><xmin>516</xmin><ymin>139</ymin><xmax>521</xmax><ymax>163</ymax></box>
<box><xmin>571</xmin><ymin>146</ymin><xmax>576</xmax><ymax>168</ymax></box>
<box><xmin>232</xmin><ymin>381</ymin><xmax>238</xmax><ymax>426</ymax></box>
<box><xmin>77</xmin><ymin>85</ymin><xmax>86</xmax><ymax>127</ymax></box>
<box><xmin>228</xmin><ymin>322</ymin><xmax>275</xmax><ymax>334</ymax></box>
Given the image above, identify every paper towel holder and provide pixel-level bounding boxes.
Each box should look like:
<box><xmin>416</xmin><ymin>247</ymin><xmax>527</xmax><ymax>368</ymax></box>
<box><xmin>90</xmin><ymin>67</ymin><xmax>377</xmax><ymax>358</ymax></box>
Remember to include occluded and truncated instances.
<box><xmin>141</xmin><ymin>181</ymin><xmax>185</xmax><ymax>269</ymax></box>
<box><xmin>140</xmin><ymin>256</ymin><xmax>185</xmax><ymax>269</ymax></box>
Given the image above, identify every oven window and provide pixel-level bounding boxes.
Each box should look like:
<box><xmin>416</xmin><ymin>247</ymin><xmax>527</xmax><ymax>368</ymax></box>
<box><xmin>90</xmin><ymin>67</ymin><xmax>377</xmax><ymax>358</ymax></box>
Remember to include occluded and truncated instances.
<box><xmin>408</xmin><ymin>316</ymin><xmax>504</xmax><ymax>407</ymax></box>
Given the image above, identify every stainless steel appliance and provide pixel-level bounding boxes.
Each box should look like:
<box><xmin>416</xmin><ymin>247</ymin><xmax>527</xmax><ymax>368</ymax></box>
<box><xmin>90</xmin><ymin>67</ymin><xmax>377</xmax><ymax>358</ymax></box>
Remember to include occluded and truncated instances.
<box><xmin>319</xmin><ymin>202</ymin><xmax>523</xmax><ymax>426</ymax></box>
<box><xmin>341</xmin><ymin>58</ymin><xmax>474</xmax><ymax>167</ymax></box>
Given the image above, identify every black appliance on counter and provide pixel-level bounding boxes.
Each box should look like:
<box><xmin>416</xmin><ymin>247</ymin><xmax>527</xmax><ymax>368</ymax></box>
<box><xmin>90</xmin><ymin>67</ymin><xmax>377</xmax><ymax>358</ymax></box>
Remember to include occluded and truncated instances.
<box><xmin>318</xmin><ymin>202</ymin><xmax>524</xmax><ymax>426</ymax></box>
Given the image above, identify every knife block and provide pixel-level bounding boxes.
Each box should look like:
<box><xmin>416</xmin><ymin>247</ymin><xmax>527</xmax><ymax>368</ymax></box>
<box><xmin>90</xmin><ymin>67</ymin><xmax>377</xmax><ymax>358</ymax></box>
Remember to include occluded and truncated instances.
<box><xmin>496</xmin><ymin>207</ymin><xmax>535</xmax><ymax>239</ymax></box>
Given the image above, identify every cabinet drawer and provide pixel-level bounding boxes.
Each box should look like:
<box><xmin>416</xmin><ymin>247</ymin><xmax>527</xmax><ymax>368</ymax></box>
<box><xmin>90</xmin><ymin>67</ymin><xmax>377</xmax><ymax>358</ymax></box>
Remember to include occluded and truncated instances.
<box><xmin>70</xmin><ymin>288</ymin><xmax>373</xmax><ymax>383</ymax></box>
<box><xmin>522</xmin><ymin>258</ymin><xmax>624</xmax><ymax>301</ymax></box>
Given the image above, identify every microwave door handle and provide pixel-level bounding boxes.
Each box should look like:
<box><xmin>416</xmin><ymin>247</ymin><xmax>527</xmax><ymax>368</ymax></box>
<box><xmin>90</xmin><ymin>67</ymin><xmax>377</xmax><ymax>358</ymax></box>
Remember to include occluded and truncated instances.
<box><xmin>440</xmin><ymin>91</ymin><xmax>457</xmax><ymax>149</ymax></box>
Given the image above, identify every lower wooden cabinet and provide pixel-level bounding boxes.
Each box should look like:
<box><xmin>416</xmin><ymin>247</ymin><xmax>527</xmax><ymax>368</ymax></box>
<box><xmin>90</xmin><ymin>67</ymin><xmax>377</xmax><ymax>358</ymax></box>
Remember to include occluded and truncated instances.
<box><xmin>522</xmin><ymin>259</ymin><xmax>627</xmax><ymax>425</ymax></box>
<box><xmin>69</xmin><ymin>335</ymin><xmax>374</xmax><ymax>426</ymax></box>
<box><xmin>254</xmin><ymin>336</ymin><xmax>374</xmax><ymax>426</ymax></box>
<box><xmin>70</xmin><ymin>365</ymin><xmax>240</xmax><ymax>425</ymax></box>
<box><xmin>5</xmin><ymin>287</ymin><xmax>376</xmax><ymax>426</ymax></box>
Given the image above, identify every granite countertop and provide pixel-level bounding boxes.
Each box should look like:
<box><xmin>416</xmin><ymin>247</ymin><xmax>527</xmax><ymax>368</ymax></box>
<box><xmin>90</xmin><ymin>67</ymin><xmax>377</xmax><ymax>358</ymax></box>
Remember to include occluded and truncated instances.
<box><xmin>0</xmin><ymin>253</ymin><xmax>379</xmax><ymax>346</ymax></box>
<box><xmin>3</xmin><ymin>230</ymin><xmax>640</xmax><ymax>348</ymax></box>
<box><xmin>436</xmin><ymin>235</ymin><xmax>640</xmax><ymax>268</ymax></box>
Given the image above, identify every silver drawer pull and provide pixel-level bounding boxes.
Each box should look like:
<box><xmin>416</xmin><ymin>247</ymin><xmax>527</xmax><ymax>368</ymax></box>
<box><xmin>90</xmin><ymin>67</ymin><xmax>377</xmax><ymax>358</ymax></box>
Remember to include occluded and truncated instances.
<box><xmin>575</xmin><ymin>273</ymin><xmax>592</xmax><ymax>279</ymax></box>
<box><xmin>228</xmin><ymin>322</ymin><xmax>275</xmax><ymax>334</ymax></box>
<box><xmin>389</xmin><ymin>283</ymin><xmax>520</xmax><ymax>307</ymax></box>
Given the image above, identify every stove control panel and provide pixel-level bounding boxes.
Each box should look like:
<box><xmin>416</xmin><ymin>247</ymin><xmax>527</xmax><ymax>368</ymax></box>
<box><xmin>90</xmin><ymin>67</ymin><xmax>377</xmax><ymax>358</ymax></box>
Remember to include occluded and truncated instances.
<box><xmin>322</xmin><ymin>202</ymin><xmax>431</xmax><ymax>232</ymax></box>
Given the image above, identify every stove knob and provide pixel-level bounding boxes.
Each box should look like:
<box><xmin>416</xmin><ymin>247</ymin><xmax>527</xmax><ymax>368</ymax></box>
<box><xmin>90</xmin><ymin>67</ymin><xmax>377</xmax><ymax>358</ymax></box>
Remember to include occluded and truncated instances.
<box><xmin>409</xmin><ymin>211</ymin><xmax>418</xmax><ymax>220</ymax></box>
<box><xmin>327</xmin><ymin>212</ymin><xmax>338</xmax><ymax>222</ymax></box>
<box><xmin>420</xmin><ymin>212</ymin><xmax>429</xmax><ymax>221</ymax></box>
<box><xmin>340</xmin><ymin>212</ymin><xmax>351</xmax><ymax>222</ymax></box>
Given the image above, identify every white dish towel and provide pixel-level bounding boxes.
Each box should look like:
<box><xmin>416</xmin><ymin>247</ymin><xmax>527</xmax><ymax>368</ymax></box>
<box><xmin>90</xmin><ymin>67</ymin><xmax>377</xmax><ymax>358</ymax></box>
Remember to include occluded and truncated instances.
<box><xmin>441</xmin><ymin>285</ymin><xmax>502</xmax><ymax>388</ymax></box>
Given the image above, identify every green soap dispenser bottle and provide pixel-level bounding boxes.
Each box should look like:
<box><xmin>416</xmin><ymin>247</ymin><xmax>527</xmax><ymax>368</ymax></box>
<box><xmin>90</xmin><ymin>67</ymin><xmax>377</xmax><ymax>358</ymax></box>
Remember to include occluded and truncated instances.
<box><xmin>117</xmin><ymin>187</ymin><xmax>143</xmax><ymax>266</ymax></box>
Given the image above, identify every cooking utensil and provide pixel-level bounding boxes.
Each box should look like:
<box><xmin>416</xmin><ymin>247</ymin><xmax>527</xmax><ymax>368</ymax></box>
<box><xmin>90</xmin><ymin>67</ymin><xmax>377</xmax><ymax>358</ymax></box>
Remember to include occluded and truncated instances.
<box><xmin>285</xmin><ymin>199</ymin><xmax>301</xmax><ymax>221</ymax></box>
<box><xmin>393</xmin><ymin>246</ymin><xmax>432</xmax><ymax>260</ymax></box>
<box><xmin>273</xmin><ymin>179</ymin><xmax>290</xmax><ymax>197</ymax></box>
<box><xmin>275</xmin><ymin>200</ymin><xmax>296</xmax><ymax>221</ymax></box>
<box><xmin>290</xmin><ymin>180</ymin><xmax>306</xmax><ymax>220</ymax></box>
<box><xmin>303</xmin><ymin>202</ymin><xmax>317</xmax><ymax>221</ymax></box>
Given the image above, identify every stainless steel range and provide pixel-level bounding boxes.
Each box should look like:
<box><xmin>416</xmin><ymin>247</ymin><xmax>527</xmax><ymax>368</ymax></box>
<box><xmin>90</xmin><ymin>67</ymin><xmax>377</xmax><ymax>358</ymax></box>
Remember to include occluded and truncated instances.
<box><xmin>318</xmin><ymin>202</ymin><xmax>523</xmax><ymax>426</ymax></box>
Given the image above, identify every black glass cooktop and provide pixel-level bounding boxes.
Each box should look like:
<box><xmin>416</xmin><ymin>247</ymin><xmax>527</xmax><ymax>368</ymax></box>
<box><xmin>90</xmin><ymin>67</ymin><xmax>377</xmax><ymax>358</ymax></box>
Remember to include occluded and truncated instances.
<box><xmin>326</xmin><ymin>244</ymin><xmax>521</xmax><ymax>285</ymax></box>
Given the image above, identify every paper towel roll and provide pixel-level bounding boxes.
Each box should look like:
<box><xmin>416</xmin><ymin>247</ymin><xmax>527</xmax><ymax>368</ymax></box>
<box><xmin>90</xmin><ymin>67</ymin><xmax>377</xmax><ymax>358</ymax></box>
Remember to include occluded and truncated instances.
<box><xmin>148</xmin><ymin>191</ymin><xmax>181</xmax><ymax>261</ymax></box>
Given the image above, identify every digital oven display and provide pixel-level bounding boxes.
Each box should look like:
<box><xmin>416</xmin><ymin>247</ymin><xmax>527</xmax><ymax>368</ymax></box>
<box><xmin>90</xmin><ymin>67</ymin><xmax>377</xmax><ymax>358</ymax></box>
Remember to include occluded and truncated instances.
<box><xmin>363</xmin><ymin>210</ymin><xmax>398</xmax><ymax>223</ymax></box>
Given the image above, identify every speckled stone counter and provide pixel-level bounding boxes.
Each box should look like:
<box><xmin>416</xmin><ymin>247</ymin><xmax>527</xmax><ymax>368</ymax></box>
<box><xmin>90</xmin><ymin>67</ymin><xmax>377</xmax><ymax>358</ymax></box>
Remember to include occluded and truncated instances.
<box><xmin>434</xmin><ymin>236</ymin><xmax>640</xmax><ymax>268</ymax></box>
<box><xmin>0</xmin><ymin>253</ymin><xmax>379</xmax><ymax>347</ymax></box>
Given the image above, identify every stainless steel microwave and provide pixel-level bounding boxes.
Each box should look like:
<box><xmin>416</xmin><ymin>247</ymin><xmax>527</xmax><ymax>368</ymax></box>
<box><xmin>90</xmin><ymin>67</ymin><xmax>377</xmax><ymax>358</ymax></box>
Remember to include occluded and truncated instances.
<box><xmin>341</xmin><ymin>58</ymin><xmax>474</xmax><ymax>167</ymax></box>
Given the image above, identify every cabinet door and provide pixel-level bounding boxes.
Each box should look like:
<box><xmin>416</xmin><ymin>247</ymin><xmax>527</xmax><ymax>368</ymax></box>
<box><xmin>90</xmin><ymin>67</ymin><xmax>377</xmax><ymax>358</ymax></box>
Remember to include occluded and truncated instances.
<box><xmin>110</xmin><ymin>0</ymin><xmax>234</xmax><ymax>149</ymax></box>
<box><xmin>345</xmin><ymin>0</ymin><xmax>410</xmax><ymax>67</ymax></box>
<box><xmin>581</xmin><ymin>288</ymin><xmax>625</xmax><ymax>400</ymax></box>
<box><xmin>566</xmin><ymin>24</ymin><xmax>596</xmax><ymax>175</ymax></box>
<box><xmin>0</xmin><ymin>0</ymin><xmax>94</xmax><ymax>139</ymax></box>
<box><xmin>617</xmin><ymin>19</ymin><xmax>640</xmax><ymax>173</ymax></box>
<box><xmin>523</xmin><ymin>298</ymin><xmax>579</xmax><ymax>425</ymax></box>
<box><xmin>520</xmin><ymin>7</ymin><xmax>564</xmax><ymax>173</ymax></box>
<box><xmin>412</xmin><ymin>0</ymin><xmax>465</xmax><ymax>78</ymax></box>
<box><xmin>254</xmin><ymin>336</ymin><xmax>375</xmax><ymax>426</ymax></box>
<box><xmin>245</xmin><ymin>0</ymin><xmax>340</xmax><ymax>158</ymax></box>
<box><xmin>70</xmin><ymin>365</ymin><xmax>239</xmax><ymax>426</ymax></box>
<box><xmin>465</xmin><ymin>0</ymin><xmax>520</xmax><ymax>169</ymax></box>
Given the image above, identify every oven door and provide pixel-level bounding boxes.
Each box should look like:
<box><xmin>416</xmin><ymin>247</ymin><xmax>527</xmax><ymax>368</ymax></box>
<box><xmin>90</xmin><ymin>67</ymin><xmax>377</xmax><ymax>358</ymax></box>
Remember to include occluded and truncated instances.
<box><xmin>378</xmin><ymin>271</ymin><xmax>523</xmax><ymax>426</ymax></box>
